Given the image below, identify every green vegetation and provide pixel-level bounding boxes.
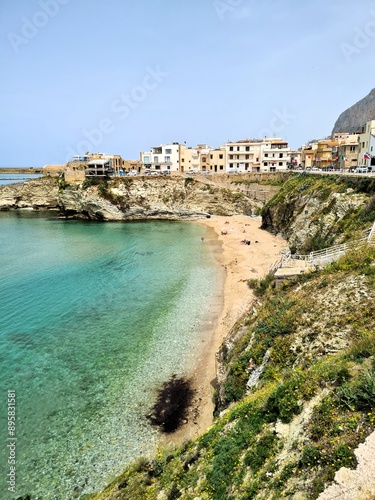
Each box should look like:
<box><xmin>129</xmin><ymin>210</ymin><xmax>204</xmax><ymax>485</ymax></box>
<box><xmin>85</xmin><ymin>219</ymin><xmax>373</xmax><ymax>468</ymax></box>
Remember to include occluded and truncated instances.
<box><xmin>261</xmin><ymin>173</ymin><xmax>375</xmax><ymax>253</ymax></box>
<box><xmin>90</xmin><ymin>242</ymin><xmax>375</xmax><ymax>500</ymax></box>
<box><xmin>85</xmin><ymin>175</ymin><xmax>375</xmax><ymax>500</ymax></box>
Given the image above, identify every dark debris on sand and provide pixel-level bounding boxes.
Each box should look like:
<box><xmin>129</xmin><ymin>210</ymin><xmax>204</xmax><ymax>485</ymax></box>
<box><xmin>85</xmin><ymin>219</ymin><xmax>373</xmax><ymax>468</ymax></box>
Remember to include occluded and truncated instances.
<box><xmin>147</xmin><ymin>375</ymin><xmax>195</xmax><ymax>433</ymax></box>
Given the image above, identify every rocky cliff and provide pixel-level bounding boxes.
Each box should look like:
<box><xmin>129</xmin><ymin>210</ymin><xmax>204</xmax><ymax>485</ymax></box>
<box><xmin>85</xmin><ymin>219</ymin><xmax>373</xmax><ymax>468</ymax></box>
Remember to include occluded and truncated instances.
<box><xmin>0</xmin><ymin>177</ymin><xmax>257</xmax><ymax>220</ymax></box>
<box><xmin>332</xmin><ymin>87</ymin><xmax>375</xmax><ymax>134</ymax></box>
<box><xmin>4</xmin><ymin>174</ymin><xmax>375</xmax><ymax>500</ymax></box>
<box><xmin>0</xmin><ymin>178</ymin><xmax>59</xmax><ymax>210</ymax></box>
<box><xmin>261</xmin><ymin>174</ymin><xmax>375</xmax><ymax>253</ymax></box>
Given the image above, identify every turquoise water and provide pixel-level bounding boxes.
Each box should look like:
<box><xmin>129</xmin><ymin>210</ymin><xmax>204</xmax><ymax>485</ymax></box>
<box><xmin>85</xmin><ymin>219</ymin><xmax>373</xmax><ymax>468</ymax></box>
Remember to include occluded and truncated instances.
<box><xmin>0</xmin><ymin>174</ymin><xmax>42</xmax><ymax>185</ymax></box>
<box><xmin>0</xmin><ymin>212</ymin><xmax>222</xmax><ymax>499</ymax></box>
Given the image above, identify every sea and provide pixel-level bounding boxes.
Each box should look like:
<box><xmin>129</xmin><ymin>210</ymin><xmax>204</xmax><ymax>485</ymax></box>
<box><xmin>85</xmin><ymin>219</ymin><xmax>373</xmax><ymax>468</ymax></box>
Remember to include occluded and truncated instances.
<box><xmin>0</xmin><ymin>173</ymin><xmax>43</xmax><ymax>186</ymax></box>
<box><xmin>0</xmin><ymin>210</ymin><xmax>223</xmax><ymax>499</ymax></box>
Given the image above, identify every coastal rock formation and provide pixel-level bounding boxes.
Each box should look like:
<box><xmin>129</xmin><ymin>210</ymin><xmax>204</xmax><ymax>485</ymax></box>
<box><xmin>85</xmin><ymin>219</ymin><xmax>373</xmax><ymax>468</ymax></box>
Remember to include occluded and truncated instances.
<box><xmin>261</xmin><ymin>175</ymin><xmax>372</xmax><ymax>252</ymax></box>
<box><xmin>58</xmin><ymin>187</ymin><xmax>126</xmax><ymax>220</ymax></box>
<box><xmin>332</xmin><ymin>87</ymin><xmax>375</xmax><ymax>134</ymax></box>
<box><xmin>0</xmin><ymin>176</ymin><xmax>256</xmax><ymax>220</ymax></box>
<box><xmin>0</xmin><ymin>178</ymin><xmax>59</xmax><ymax>210</ymax></box>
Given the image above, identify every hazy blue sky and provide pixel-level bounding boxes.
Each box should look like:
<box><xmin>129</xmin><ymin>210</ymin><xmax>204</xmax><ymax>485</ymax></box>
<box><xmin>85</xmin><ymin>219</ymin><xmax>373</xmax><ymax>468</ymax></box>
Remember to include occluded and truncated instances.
<box><xmin>1</xmin><ymin>0</ymin><xmax>375</xmax><ymax>167</ymax></box>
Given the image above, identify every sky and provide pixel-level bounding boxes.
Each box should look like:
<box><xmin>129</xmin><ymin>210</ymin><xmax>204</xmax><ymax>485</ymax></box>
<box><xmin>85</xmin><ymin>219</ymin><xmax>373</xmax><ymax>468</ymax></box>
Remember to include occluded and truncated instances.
<box><xmin>1</xmin><ymin>0</ymin><xmax>375</xmax><ymax>167</ymax></box>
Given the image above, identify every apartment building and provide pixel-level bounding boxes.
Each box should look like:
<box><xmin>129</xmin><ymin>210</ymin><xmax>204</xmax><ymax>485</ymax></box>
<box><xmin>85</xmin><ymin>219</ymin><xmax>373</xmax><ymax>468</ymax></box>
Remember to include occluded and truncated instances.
<box><xmin>301</xmin><ymin>143</ymin><xmax>318</xmax><ymax>169</ymax></box>
<box><xmin>225</xmin><ymin>138</ymin><xmax>291</xmax><ymax>173</ymax></box>
<box><xmin>208</xmin><ymin>147</ymin><xmax>226</xmax><ymax>173</ymax></box>
<box><xmin>225</xmin><ymin>140</ymin><xmax>262</xmax><ymax>173</ymax></box>
<box><xmin>260</xmin><ymin>138</ymin><xmax>291</xmax><ymax>171</ymax></box>
<box><xmin>336</xmin><ymin>134</ymin><xmax>359</xmax><ymax>171</ymax></box>
<box><xmin>178</xmin><ymin>144</ymin><xmax>212</xmax><ymax>172</ymax></box>
<box><xmin>179</xmin><ymin>145</ymin><xmax>200</xmax><ymax>172</ymax></box>
<box><xmin>357</xmin><ymin>120</ymin><xmax>375</xmax><ymax>168</ymax></box>
<box><xmin>140</xmin><ymin>143</ymin><xmax>181</xmax><ymax>173</ymax></box>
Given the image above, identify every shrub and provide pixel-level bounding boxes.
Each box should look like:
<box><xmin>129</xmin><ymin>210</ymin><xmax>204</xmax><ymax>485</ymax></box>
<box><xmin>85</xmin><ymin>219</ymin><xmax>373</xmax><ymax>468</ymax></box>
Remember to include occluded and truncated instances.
<box><xmin>247</xmin><ymin>273</ymin><xmax>275</xmax><ymax>296</ymax></box>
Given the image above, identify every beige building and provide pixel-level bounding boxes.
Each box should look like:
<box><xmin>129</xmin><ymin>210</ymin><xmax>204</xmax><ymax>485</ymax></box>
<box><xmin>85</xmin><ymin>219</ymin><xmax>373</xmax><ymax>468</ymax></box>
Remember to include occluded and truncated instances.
<box><xmin>301</xmin><ymin>143</ymin><xmax>318</xmax><ymax>168</ymax></box>
<box><xmin>43</xmin><ymin>165</ymin><xmax>65</xmax><ymax>177</ymax></box>
<box><xmin>225</xmin><ymin>138</ymin><xmax>291</xmax><ymax>173</ymax></box>
<box><xmin>178</xmin><ymin>144</ymin><xmax>212</xmax><ymax>173</ymax></box>
<box><xmin>208</xmin><ymin>147</ymin><xmax>226</xmax><ymax>173</ymax></box>
<box><xmin>336</xmin><ymin>134</ymin><xmax>359</xmax><ymax>171</ymax></box>
<box><xmin>64</xmin><ymin>162</ymin><xmax>86</xmax><ymax>182</ymax></box>
<box><xmin>124</xmin><ymin>159</ymin><xmax>142</xmax><ymax>172</ymax></box>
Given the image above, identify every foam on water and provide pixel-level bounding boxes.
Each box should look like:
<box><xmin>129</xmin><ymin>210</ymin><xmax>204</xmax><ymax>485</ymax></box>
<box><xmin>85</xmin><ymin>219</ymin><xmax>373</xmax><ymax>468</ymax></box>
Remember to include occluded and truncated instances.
<box><xmin>0</xmin><ymin>212</ymin><xmax>222</xmax><ymax>499</ymax></box>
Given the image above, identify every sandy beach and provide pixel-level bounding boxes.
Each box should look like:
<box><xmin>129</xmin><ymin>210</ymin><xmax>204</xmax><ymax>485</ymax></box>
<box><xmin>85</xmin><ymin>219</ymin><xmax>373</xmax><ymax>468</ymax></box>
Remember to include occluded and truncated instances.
<box><xmin>160</xmin><ymin>214</ymin><xmax>287</xmax><ymax>448</ymax></box>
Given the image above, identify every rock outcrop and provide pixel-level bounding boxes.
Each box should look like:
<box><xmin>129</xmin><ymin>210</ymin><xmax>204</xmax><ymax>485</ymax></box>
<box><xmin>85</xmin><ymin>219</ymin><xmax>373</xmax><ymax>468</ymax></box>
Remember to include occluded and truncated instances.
<box><xmin>0</xmin><ymin>178</ymin><xmax>59</xmax><ymax>210</ymax></box>
<box><xmin>0</xmin><ymin>177</ymin><xmax>256</xmax><ymax>220</ymax></box>
<box><xmin>261</xmin><ymin>176</ymin><xmax>371</xmax><ymax>252</ymax></box>
<box><xmin>332</xmin><ymin>87</ymin><xmax>375</xmax><ymax>134</ymax></box>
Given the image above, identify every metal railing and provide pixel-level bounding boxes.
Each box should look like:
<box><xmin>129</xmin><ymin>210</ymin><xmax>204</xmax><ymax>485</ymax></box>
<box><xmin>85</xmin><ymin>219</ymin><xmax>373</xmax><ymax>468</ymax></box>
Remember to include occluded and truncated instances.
<box><xmin>271</xmin><ymin>223</ymin><xmax>375</xmax><ymax>273</ymax></box>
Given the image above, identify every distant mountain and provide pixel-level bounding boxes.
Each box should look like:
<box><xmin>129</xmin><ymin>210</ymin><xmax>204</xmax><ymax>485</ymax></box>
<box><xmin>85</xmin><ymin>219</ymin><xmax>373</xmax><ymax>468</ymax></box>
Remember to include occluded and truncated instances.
<box><xmin>332</xmin><ymin>88</ymin><xmax>375</xmax><ymax>134</ymax></box>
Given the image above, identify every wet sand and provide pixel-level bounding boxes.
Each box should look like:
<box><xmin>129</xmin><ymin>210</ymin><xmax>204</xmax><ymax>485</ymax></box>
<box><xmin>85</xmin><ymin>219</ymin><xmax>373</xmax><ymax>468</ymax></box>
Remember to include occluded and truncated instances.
<box><xmin>159</xmin><ymin>214</ymin><xmax>287</xmax><ymax>448</ymax></box>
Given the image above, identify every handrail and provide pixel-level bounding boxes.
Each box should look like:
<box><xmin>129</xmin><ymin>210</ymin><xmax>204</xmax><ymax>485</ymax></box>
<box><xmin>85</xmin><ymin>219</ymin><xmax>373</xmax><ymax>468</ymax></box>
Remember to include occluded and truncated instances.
<box><xmin>271</xmin><ymin>225</ymin><xmax>373</xmax><ymax>273</ymax></box>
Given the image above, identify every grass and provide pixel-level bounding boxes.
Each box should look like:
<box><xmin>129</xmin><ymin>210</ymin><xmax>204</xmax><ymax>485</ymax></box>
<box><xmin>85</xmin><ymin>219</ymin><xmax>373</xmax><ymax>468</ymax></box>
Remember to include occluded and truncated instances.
<box><xmin>90</xmin><ymin>201</ymin><xmax>375</xmax><ymax>500</ymax></box>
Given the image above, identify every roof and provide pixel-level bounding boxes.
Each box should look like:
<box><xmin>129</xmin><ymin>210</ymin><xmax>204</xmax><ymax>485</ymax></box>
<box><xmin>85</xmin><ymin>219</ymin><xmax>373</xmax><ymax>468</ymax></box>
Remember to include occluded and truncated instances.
<box><xmin>87</xmin><ymin>159</ymin><xmax>110</xmax><ymax>166</ymax></box>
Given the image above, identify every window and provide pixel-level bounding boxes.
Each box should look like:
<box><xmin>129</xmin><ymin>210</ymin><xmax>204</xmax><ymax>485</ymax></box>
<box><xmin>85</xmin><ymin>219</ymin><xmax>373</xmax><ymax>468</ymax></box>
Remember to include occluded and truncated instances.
<box><xmin>154</xmin><ymin>156</ymin><xmax>158</xmax><ymax>163</ymax></box>
<box><xmin>229</xmin><ymin>146</ymin><xmax>233</xmax><ymax>151</ymax></box>
<box><xmin>237</xmin><ymin>146</ymin><xmax>240</xmax><ymax>151</ymax></box>
<box><xmin>164</xmin><ymin>156</ymin><xmax>170</xmax><ymax>162</ymax></box>
<box><xmin>219</xmin><ymin>154</ymin><xmax>223</xmax><ymax>159</ymax></box>
<box><xmin>220</xmin><ymin>165</ymin><xmax>223</xmax><ymax>170</ymax></box>
<box><xmin>265</xmin><ymin>153</ymin><xmax>268</xmax><ymax>157</ymax></box>
<box><xmin>264</xmin><ymin>162</ymin><xmax>268</xmax><ymax>166</ymax></box>
<box><xmin>210</xmin><ymin>155</ymin><xmax>213</xmax><ymax>159</ymax></box>
<box><xmin>245</xmin><ymin>146</ymin><xmax>250</xmax><ymax>151</ymax></box>
<box><xmin>279</xmin><ymin>162</ymin><xmax>283</xmax><ymax>166</ymax></box>
<box><xmin>202</xmin><ymin>157</ymin><xmax>206</xmax><ymax>162</ymax></box>
<box><xmin>279</xmin><ymin>153</ymin><xmax>283</xmax><ymax>158</ymax></box>
<box><xmin>143</xmin><ymin>156</ymin><xmax>150</xmax><ymax>163</ymax></box>
<box><xmin>229</xmin><ymin>163</ymin><xmax>233</xmax><ymax>168</ymax></box>
<box><xmin>181</xmin><ymin>158</ymin><xmax>185</xmax><ymax>162</ymax></box>
<box><xmin>245</xmin><ymin>155</ymin><xmax>249</xmax><ymax>159</ymax></box>
<box><xmin>229</xmin><ymin>155</ymin><xmax>233</xmax><ymax>159</ymax></box>
<box><xmin>350</xmin><ymin>146</ymin><xmax>356</xmax><ymax>152</ymax></box>
<box><xmin>165</xmin><ymin>149</ymin><xmax>172</xmax><ymax>154</ymax></box>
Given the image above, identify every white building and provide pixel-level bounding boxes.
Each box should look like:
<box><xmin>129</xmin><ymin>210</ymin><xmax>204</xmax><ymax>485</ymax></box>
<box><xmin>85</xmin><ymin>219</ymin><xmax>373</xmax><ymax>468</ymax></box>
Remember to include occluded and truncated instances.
<box><xmin>140</xmin><ymin>143</ymin><xmax>181</xmax><ymax>173</ymax></box>
<box><xmin>225</xmin><ymin>138</ymin><xmax>291</xmax><ymax>173</ymax></box>
<box><xmin>225</xmin><ymin>140</ymin><xmax>262</xmax><ymax>173</ymax></box>
<box><xmin>260</xmin><ymin>138</ymin><xmax>291</xmax><ymax>171</ymax></box>
<box><xmin>357</xmin><ymin>120</ymin><xmax>375</xmax><ymax>169</ymax></box>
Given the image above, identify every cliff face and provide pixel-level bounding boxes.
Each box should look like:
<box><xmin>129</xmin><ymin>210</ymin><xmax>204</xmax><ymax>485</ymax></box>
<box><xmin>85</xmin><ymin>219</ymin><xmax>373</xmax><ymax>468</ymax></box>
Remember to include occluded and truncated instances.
<box><xmin>261</xmin><ymin>175</ymin><xmax>374</xmax><ymax>252</ymax></box>
<box><xmin>0</xmin><ymin>177</ymin><xmax>257</xmax><ymax>219</ymax></box>
<box><xmin>92</xmin><ymin>246</ymin><xmax>375</xmax><ymax>500</ymax></box>
<box><xmin>332</xmin><ymin>87</ymin><xmax>375</xmax><ymax>134</ymax></box>
<box><xmin>0</xmin><ymin>178</ymin><xmax>59</xmax><ymax>210</ymax></box>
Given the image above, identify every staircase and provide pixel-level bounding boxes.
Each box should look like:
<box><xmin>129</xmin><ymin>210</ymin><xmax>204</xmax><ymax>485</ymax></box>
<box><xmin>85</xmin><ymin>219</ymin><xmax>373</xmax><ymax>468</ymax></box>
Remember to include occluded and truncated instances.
<box><xmin>271</xmin><ymin>221</ymin><xmax>375</xmax><ymax>274</ymax></box>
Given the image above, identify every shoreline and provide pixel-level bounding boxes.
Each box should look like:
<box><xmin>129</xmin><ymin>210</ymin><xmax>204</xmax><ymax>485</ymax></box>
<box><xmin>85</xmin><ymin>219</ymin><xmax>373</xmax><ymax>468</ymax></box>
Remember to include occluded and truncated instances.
<box><xmin>159</xmin><ymin>214</ymin><xmax>287</xmax><ymax>448</ymax></box>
